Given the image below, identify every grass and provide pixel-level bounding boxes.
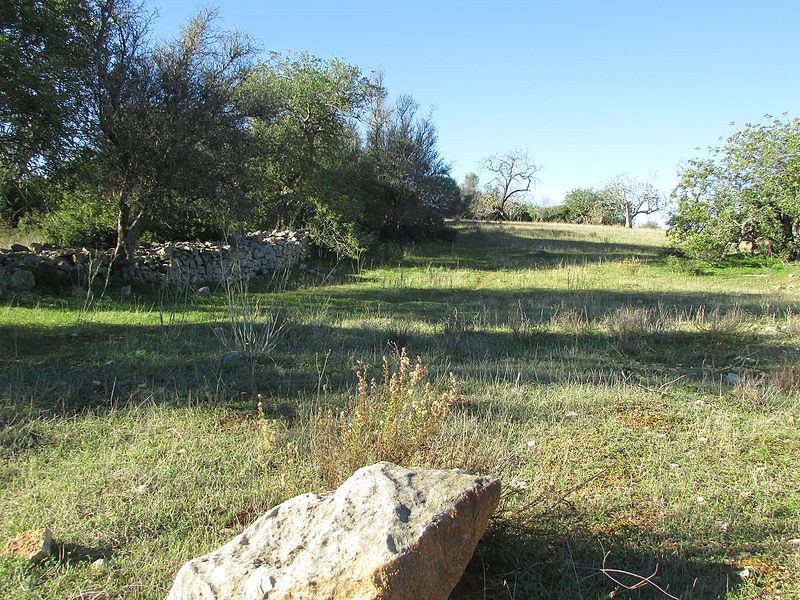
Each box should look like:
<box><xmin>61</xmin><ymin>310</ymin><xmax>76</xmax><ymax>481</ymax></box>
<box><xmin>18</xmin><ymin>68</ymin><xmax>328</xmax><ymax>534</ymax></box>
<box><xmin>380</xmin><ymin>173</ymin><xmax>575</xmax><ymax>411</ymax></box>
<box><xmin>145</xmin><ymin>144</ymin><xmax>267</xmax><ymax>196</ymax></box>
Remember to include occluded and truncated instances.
<box><xmin>1</xmin><ymin>221</ymin><xmax>799</xmax><ymax>598</ymax></box>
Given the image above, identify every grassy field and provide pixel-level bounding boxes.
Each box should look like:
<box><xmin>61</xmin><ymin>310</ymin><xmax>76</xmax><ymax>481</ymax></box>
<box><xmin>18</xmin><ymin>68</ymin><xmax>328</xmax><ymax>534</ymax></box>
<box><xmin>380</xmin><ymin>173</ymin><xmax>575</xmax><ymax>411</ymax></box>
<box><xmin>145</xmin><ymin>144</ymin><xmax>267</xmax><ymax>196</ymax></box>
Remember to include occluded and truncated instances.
<box><xmin>1</xmin><ymin>221</ymin><xmax>799</xmax><ymax>599</ymax></box>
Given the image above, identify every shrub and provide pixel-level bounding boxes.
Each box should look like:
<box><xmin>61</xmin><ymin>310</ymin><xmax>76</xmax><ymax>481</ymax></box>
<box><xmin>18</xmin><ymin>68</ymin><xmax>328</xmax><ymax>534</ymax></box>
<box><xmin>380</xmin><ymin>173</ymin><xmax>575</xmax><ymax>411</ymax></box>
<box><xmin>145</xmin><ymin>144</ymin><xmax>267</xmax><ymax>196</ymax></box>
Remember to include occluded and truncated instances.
<box><xmin>42</xmin><ymin>190</ymin><xmax>117</xmax><ymax>248</ymax></box>
<box><xmin>312</xmin><ymin>349</ymin><xmax>458</xmax><ymax>487</ymax></box>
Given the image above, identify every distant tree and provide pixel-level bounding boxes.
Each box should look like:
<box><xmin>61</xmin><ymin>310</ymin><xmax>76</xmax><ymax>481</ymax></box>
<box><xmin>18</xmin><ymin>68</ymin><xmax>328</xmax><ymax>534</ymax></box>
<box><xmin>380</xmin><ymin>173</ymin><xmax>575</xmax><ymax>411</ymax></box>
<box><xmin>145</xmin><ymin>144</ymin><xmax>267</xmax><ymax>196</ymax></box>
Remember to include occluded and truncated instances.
<box><xmin>669</xmin><ymin>116</ymin><xmax>800</xmax><ymax>261</ymax></box>
<box><xmin>604</xmin><ymin>174</ymin><xmax>664</xmax><ymax>228</ymax></box>
<box><xmin>563</xmin><ymin>187</ymin><xmax>623</xmax><ymax>225</ymax></box>
<box><xmin>481</xmin><ymin>149</ymin><xmax>539</xmax><ymax>220</ymax></box>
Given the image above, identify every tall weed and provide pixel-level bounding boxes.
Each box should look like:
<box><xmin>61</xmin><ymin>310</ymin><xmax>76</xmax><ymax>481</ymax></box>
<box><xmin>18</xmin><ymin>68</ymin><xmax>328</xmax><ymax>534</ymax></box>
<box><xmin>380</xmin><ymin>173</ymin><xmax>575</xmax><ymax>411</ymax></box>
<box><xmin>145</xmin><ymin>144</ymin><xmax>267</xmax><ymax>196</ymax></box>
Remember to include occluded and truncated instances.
<box><xmin>313</xmin><ymin>349</ymin><xmax>458</xmax><ymax>487</ymax></box>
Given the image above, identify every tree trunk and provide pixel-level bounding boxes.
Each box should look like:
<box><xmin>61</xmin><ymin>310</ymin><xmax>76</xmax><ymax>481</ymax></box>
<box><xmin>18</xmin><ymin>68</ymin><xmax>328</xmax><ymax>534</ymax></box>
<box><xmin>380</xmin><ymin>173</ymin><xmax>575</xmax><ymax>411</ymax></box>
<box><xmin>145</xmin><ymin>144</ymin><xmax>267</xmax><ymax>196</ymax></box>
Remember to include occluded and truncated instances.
<box><xmin>114</xmin><ymin>194</ymin><xmax>146</xmax><ymax>281</ymax></box>
<box><xmin>625</xmin><ymin>206</ymin><xmax>633</xmax><ymax>228</ymax></box>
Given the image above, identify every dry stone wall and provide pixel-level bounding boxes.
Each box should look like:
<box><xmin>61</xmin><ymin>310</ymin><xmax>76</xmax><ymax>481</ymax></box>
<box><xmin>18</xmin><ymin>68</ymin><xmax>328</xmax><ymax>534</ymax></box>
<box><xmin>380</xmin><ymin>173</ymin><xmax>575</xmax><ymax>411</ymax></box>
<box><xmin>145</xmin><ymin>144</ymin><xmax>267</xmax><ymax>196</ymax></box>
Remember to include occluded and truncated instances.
<box><xmin>0</xmin><ymin>231</ymin><xmax>308</xmax><ymax>292</ymax></box>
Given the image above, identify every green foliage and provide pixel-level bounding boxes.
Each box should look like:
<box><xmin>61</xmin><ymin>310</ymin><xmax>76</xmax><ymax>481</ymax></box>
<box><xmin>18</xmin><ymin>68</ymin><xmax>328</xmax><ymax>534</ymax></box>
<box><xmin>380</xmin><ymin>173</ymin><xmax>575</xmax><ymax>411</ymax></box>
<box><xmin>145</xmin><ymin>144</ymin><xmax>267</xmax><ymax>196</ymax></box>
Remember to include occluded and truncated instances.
<box><xmin>42</xmin><ymin>190</ymin><xmax>116</xmax><ymax>248</ymax></box>
<box><xmin>0</xmin><ymin>0</ymin><xmax>92</xmax><ymax>185</ymax></box>
<box><xmin>240</xmin><ymin>52</ymin><xmax>375</xmax><ymax>231</ymax></box>
<box><xmin>670</xmin><ymin>116</ymin><xmax>800</xmax><ymax>262</ymax></box>
<box><xmin>529</xmin><ymin>203</ymin><xmax>570</xmax><ymax>222</ymax></box>
<box><xmin>1</xmin><ymin>1</ymin><xmax>462</xmax><ymax>264</ymax></box>
<box><xmin>564</xmin><ymin>187</ymin><xmax>623</xmax><ymax>224</ymax></box>
<box><xmin>305</xmin><ymin>199</ymin><xmax>364</xmax><ymax>261</ymax></box>
<box><xmin>366</xmin><ymin>92</ymin><xmax>455</xmax><ymax>239</ymax></box>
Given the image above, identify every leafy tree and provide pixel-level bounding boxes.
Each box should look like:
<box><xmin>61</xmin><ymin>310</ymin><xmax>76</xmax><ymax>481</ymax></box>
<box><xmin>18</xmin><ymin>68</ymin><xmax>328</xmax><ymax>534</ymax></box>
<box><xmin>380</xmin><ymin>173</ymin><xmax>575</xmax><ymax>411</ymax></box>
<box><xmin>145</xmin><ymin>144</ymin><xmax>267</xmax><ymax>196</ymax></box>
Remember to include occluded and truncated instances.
<box><xmin>481</xmin><ymin>148</ymin><xmax>539</xmax><ymax>220</ymax></box>
<box><xmin>563</xmin><ymin>187</ymin><xmax>622</xmax><ymax>225</ymax></box>
<box><xmin>1</xmin><ymin>0</ymin><xmax>93</xmax><ymax>222</ymax></box>
<box><xmin>670</xmin><ymin>116</ymin><xmax>800</xmax><ymax>261</ymax></box>
<box><xmin>604</xmin><ymin>174</ymin><xmax>664</xmax><ymax>228</ymax></box>
<box><xmin>240</xmin><ymin>52</ymin><xmax>375</xmax><ymax>229</ymax></box>
<box><xmin>86</xmin><ymin>4</ymin><xmax>256</xmax><ymax>274</ymax></box>
<box><xmin>366</xmin><ymin>93</ymin><xmax>454</xmax><ymax>238</ymax></box>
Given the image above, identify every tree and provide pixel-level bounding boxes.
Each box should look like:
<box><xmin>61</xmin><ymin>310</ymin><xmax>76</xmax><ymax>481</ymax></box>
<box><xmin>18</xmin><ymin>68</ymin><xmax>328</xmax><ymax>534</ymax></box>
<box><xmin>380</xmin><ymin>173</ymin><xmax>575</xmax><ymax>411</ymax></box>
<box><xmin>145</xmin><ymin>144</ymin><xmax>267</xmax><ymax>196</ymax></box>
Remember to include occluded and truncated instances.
<box><xmin>366</xmin><ymin>93</ymin><xmax>453</xmax><ymax>238</ymax></box>
<box><xmin>604</xmin><ymin>174</ymin><xmax>664</xmax><ymax>228</ymax></box>
<box><xmin>563</xmin><ymin>187</ymin><xmax>622</xmax><ymax>224</ymax></box>
<box><xmin>669</xmin><ymin>116</ymin><xmax>800</xmax><ymax>261</ymax></box>
<box><xmin>240</xmin><ymin>52</ymin><xmax>374</xmax><ymax>220</ymax></box>
<box><xmin>481</xmin><ymin>149</ymin><xmax>539</xmax><ymax>220</ymax></box>
<box><xmin>86</xmin><ymin>4</ymin><xmax>256</xmax><ymax>275</ymax></box>
<box><xmin>1</xmin><ymin>0</ymin><xmax>93</xmax><ymax>222</ymax></box>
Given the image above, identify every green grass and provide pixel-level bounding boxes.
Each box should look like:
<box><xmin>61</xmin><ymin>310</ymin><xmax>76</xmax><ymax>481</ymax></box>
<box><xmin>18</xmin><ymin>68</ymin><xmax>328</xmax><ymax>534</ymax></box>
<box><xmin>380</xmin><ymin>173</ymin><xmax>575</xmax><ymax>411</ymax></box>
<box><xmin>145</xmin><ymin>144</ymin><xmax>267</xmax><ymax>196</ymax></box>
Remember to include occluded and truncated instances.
<box><xmin>1</xmin><ymin>222</ymin><xmax>799</xmax><ymax>598</ymax></box>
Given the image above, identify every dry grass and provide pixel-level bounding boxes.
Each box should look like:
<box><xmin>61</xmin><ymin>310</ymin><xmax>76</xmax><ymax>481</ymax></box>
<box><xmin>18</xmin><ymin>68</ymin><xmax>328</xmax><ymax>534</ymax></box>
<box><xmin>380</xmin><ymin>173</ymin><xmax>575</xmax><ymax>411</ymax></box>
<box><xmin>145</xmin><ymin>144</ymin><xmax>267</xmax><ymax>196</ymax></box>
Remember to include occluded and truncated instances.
<box><xmin>312</xmin><ymin>349</ymin><xmax>458</xmax><ymax>487</ymax></box>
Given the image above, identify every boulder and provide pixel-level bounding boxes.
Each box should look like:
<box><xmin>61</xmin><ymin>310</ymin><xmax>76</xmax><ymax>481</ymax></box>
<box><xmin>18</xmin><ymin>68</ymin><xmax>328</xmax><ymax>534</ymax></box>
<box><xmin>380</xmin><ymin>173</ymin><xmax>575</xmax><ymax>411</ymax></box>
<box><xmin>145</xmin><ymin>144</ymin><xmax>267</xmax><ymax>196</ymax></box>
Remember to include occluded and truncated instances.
<box><xmin>167</xmin><ymin>462</ymin><xmax>501</xmax><ymax>600</ymax></box>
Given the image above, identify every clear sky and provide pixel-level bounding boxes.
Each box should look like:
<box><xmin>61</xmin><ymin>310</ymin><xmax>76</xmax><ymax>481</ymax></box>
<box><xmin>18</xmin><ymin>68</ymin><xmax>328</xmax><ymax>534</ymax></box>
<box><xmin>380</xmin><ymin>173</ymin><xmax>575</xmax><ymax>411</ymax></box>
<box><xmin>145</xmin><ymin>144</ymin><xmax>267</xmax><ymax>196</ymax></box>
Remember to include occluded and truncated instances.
<box><xmin>147</xmin><ymin>0</ymin><xmax>800</xmax><ymax>212</ymax></box>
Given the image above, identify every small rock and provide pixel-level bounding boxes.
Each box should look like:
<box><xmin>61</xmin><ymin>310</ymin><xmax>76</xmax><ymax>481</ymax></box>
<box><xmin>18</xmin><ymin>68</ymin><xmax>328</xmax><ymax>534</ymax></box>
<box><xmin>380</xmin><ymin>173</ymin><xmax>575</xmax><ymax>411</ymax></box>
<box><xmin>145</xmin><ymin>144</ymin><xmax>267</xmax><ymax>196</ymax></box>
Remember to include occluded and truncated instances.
<box><xmin>526</xmin><ymin>440</ymin><xmax>536</xmax><ymax>448</ymax></box>
<box><xmin>698</xmin><ymin>436</ymin><xmax>709</xmax><ymax>444</ymax></box>
<box><xmin>196</xmin><ymin>286</ymin><xmax>211</xmax><ymax>296</ymax></box>
<box><xmin>167</xmin><ymin>462</ymin><xmax>500</xmax><ymax>600</ymax></box>
<box><xmin>738</xmin><ymin>567</ymin><xmax>751</xmax><ymax>579</ymax></box>
<box><xmin>696</xmin><ymin>496</ymin><xmax>706</xmax><ymax>505</ymax></box>
<box><xmin>90</xmin><ymin>558</ymin><xmax>109</xmax><ymax>572</ymax></box>
<box><xmin>1</xmin><ymin>528</ymin><xmax>52</xmax><ymax>563</ymax></box>
<box><xmin>788</xmin><ymin>538</ymin><xmax>800</xmax><ymax>547</ymax></box>
<box><xmin>669</xmin><ymin>463</ymin><xmax>681</xmax><ymax>469</ymax></box>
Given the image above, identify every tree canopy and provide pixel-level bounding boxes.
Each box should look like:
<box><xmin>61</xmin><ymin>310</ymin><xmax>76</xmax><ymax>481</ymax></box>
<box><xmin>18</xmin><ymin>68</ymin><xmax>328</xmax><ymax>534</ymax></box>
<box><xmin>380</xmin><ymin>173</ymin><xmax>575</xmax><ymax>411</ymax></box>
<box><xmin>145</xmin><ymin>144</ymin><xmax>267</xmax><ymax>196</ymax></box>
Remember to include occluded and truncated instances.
<box><xmin>669</xmin><ymin>116</ymin><xmax>800</xmax><ymax>261</ymax></box>
<box><xmin>2</xmin><ymin>1</ymin><xmax>459</xmax><ymax>266</ymax></box>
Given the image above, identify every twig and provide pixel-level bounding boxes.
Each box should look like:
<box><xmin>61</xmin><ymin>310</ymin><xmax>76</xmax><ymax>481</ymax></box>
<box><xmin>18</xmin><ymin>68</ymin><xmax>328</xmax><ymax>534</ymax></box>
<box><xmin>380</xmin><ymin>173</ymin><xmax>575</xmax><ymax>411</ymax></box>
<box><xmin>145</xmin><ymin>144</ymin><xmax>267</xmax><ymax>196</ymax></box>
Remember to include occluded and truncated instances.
<box><xmin>509</xmin><ymin>462</ymin><xmax>616</xmax><ymax>524</ymax></box>
<box><xmin>600</xmin><ymin>552</ymin><xmax>679</xmax><ymax>600</ymax></box>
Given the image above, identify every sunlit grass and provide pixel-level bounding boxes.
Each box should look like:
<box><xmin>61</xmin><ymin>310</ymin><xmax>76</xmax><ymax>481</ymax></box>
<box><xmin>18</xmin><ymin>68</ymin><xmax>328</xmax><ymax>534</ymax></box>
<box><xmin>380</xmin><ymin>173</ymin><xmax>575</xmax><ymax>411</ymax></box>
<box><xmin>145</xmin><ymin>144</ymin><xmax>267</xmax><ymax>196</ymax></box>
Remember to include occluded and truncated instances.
<box><xmin>1</xmin><ymin>222</ymin><xmax>799</xmax><ymax>598</ymax></box>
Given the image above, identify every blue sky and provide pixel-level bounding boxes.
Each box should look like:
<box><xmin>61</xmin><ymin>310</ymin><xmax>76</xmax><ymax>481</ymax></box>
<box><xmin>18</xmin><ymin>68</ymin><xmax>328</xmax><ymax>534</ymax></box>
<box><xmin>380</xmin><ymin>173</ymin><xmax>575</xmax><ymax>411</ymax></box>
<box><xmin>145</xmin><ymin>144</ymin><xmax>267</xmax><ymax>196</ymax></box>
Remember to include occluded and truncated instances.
<box><xmin>147</xmin><ymin>0</ymin><xmax>800</xmax><ymax>212</ymax></box>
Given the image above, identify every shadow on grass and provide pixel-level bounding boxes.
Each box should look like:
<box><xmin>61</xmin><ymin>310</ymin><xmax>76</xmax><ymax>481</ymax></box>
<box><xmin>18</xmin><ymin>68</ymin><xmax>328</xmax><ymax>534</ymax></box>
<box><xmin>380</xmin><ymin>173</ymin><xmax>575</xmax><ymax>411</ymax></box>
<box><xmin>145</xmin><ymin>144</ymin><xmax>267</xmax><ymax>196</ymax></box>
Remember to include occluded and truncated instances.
<box><xmin>52</xmin><ymin>541</ymin><xmax>115</xmax><ymax>566</ymax></box>
<box><xmin>0</xmin><ymin>302</ymin><xmax>790</xmax><ymax>421</ymax></box>
<box><xmin>358</xmin><ymin>228</ymin><xmax>669</xmax><ymax>274</ymax></box>
<box><xmin>453</xmin><ymin>520</ymin><xmax>744</xmax><ymax>599</ymax></box>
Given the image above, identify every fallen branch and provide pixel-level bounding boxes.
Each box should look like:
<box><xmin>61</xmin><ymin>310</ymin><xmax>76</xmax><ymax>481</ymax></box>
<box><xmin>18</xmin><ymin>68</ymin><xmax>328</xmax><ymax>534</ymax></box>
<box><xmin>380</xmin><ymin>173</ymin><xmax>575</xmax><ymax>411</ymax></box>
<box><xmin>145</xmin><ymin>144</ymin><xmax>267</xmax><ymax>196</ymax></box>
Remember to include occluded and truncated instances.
<box><xmin>601</xmin><ymin>551</ymin><xmax>679</xmax><ymax>599</ymax></box>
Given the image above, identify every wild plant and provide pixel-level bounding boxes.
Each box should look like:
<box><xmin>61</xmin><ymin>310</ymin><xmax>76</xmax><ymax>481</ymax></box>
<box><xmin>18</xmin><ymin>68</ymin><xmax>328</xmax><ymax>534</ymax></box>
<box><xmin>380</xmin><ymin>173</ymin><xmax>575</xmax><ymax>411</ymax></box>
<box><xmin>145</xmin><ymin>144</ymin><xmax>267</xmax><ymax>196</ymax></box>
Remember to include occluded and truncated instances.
<box><xmin>692</xmin><ymin>305</ymin><xmax>752</xmax><ymax>337</ymax></box>
<box><xmin>507</xmin><ymin>300</ymin><xmax>533</xmax><ymax>340</ymax></box>
<box><xmin>312</xmin><ymin>348</ymin><xmax>459</xmax><ymax>487</ymax></box>
<box><xmin>441</xmin><ymin>308</ymin><xmax>474</xmax><ymax>355</ymax></box>
<box><xmin>213</xmin><ymin>266</ymin><xmax>286</xmax><ymax>359</ymax></box>
<box><xmin>622</xmin><ymin>255</ymin><xmax>642</xmax><ymax>275</ymax></box>
<box><xmin>603</xmin><ymin>306</ymin><xmax>664</xmax><ymax>353</ymax></box>
<box><xmin>550</xmin><ymin>306</ymin><xmax>593</xmax><ymax>336</ymax></box>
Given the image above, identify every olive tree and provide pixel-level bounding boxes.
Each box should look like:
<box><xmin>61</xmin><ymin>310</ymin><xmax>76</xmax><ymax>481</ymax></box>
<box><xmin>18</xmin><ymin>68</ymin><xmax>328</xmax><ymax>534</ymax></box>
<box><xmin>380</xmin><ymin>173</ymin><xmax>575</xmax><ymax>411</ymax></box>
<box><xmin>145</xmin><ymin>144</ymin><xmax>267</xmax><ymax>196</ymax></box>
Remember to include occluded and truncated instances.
<box><xmin>87</xmin><ymin>3</ymin><xmax>256</xmax><ymax>275</ymax></box>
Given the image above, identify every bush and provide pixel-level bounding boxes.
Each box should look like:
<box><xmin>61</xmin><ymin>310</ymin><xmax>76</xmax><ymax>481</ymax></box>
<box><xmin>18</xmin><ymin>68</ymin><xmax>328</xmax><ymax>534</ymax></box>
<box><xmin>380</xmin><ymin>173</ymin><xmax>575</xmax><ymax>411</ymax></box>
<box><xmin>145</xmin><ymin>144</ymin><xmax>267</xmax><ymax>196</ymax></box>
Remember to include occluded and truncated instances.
<box><xmin>42</xmin><ymin>191</ymin><xmax>117</xmax><ymax>248</ymax></box>
<box><xmin>312</xmin><ymin>349</ymin><xmax>458</xmax><ymax>487</ymax></box>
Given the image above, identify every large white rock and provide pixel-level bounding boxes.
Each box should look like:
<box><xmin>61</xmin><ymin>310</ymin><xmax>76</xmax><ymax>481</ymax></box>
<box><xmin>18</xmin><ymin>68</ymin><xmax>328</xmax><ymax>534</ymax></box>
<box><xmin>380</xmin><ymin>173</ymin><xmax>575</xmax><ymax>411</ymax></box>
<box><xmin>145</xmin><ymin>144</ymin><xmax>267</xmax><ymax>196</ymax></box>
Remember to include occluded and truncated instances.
<box><xmin>167</xmin><ymin>462</ymin><xmax>500</xmax><ymax>600</ymax></box>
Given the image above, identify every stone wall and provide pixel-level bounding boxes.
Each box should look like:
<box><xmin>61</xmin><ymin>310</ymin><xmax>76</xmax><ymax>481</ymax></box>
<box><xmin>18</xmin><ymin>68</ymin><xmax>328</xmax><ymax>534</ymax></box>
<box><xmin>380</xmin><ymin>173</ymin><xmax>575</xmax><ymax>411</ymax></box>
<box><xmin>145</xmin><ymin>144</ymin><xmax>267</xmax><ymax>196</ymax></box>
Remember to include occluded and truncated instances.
<box><xmin>0</xmin><ymin>230</ymin><xmax>308</xmax><ymax>292</ymax></box>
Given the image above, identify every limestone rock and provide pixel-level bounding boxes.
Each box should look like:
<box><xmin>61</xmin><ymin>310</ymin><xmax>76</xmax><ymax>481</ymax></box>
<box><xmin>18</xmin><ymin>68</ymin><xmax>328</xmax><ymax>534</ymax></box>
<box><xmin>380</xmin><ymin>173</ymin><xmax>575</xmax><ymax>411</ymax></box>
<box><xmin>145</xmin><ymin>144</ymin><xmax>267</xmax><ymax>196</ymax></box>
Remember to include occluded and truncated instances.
<box><xmin>1</xmin><ymin>527</ymin><xmax>52</xmax><ymax>563</ymax></box>
<box><xmin>167</xmin><ymin>462</ymin><xmax>501</xmax><ymax>600</ymax></box>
